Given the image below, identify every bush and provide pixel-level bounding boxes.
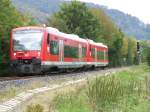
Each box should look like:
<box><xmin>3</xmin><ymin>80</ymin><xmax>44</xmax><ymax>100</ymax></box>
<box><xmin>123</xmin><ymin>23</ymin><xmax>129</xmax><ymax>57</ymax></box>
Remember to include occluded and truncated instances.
<box><xmin>26</xmin><ymin>104</ymin><xmax>44</xmax><ymax>112</ymax></box>
<box><xmin>147</xmin><ymin>49</ymin><xmax>150</xmax><ymax>66</ymax></box>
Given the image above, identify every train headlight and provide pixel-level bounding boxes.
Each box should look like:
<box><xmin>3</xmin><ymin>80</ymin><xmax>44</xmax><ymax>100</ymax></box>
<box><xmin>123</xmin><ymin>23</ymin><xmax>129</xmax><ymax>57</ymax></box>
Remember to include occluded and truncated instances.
<box><xmin>25</xmin><ymin>53</ymin><xmax>29</xmax><ymax>57</ymax></box>
<box><xmin>38</xmin><ymin>52</ymin><xmax>40</xmax><ymax>56</ymax></box>
<box><xmin>13</xmin><ymin>53</ymin><xmax>16</xmax><ymax>56</ymax></box>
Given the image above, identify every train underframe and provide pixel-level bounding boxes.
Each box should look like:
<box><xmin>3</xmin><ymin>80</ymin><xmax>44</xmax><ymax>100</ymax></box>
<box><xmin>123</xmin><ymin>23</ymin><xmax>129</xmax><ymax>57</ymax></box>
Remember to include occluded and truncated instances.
<box><xmin>10</xmin><ymin>59</ymin><xmax>107</xmax><ymax>74</ymax></box>
<box><xmin>10</xmin><ymin>58</ymin><xmax>41</xmax><ymax>74</ymax></box>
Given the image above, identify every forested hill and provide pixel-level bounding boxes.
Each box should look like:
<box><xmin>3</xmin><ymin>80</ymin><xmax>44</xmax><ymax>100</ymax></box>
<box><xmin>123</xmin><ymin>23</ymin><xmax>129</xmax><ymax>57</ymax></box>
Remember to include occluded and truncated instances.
<box><xmin>104</xmin><ymin>9</ymin><xmax>150</xmax><ymax>40</ymax></box>
<box><xmin>11</xmin><ymin>0</ymin><xmax>150</xmax><ymax>40</ymax></box>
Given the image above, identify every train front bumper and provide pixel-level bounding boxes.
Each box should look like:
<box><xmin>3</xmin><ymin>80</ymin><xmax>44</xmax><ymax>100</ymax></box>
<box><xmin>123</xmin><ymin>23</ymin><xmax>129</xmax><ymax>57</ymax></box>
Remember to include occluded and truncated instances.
<box><xmin>10</xmin><ymin>59</ymin><xmax>41</xmax><ymax>74</ymax></box>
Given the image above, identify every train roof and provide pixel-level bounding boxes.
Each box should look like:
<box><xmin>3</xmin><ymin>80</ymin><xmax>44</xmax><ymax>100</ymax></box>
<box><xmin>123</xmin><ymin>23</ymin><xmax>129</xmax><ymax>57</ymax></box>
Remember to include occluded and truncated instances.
<box><xmin>46</xmin><ymin>27</ymin><xmax>108</xmax><ymax>48</ymax></box>
<box><xmin>46</xmin><ymin>27</ymin><xmax>87</xmax><ymax>43</ymax></box>
<box><xmin>12</xmin><ymin>26</ymin><xmax>108</xmax><ymax>48</ymax></box>
<box><xmin>12</xmin><ymin>26</ymin><xmax>44</xmax><ymax>31</ymax></box>
<box><xmin>87</xmin><ymin>39</ymin><xmax>108</xmax><ymax>48</ymax></box>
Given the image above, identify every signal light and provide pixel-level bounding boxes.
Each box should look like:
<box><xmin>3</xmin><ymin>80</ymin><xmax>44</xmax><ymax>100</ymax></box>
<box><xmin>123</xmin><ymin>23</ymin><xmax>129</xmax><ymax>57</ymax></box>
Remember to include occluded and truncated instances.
<box><xmin>137</xmin><ymin>41</ymin><xmax>140</xmax><ymax>51</ymax></box>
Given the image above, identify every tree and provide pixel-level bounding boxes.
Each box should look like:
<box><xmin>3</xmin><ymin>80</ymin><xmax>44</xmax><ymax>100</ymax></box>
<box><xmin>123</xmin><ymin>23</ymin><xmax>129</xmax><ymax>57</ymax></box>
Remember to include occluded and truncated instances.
<box><xmin>121</xmin><ymin>37</ymin><xmax>128</xmax><ymax>57</ymax></box>
<box><xmin>89</xmin><ymin>8</ymin><xmax>126</xmax><ymax>67</ymax></box>
<box><xmin>140</xmin><ymin>40</ymin><xmax>150</xmax><ymax>63</ymax></box>
<box><xmin>108</xmin><ymin>30</ymin><xmax>124</xmax><ymax>67</ymax></box>
<box><xmin>48</xmin><ymin>1</ymin><xmax>102</xmax><ymax>41</ymax></box>
<box><xmin>126</xmin><ymin>37</ymin><xmax>137</xmax><ymax>65</ymax></box>
<box><xmin>89</xmin><ymin>8</ymin><xmax>119</xmax><ymax>44</ymax></box>
<box><xmin>147</xmin><ymin>48</ymin><xmax>150</xmax><ymax>66</ymax></box>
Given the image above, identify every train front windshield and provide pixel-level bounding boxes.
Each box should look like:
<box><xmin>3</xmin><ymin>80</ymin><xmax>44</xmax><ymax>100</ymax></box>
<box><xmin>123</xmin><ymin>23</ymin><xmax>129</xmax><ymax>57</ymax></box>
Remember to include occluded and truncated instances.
<box><xmin>12</xmin><ymin>30</ymin><xmax>43</xmax><ymax>51</ymax></box>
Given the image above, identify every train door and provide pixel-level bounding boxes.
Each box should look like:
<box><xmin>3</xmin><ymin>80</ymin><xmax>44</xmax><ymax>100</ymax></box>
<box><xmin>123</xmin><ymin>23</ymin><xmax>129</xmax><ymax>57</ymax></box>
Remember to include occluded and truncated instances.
<box><xmin>79</xmin><ymin>44</ymin><xmax>82</xmax><ymax>61</ymax></box>
<box><xmin>104</xmin><ymin>50</ymin><xmax>106</xmax><ymax>61</ymax></box>
<box><xmin>59</xmin><ymin>40</ymin><xmax>64</xmax><ymax>62</ymax></box>
<box><xmin>91</xmin><ymin>46</ymin><xmax>95</xmax><ymax>62</ymax></box>
<box><xmin>95</xmin><ymin>48</ymin><xmax>97</xmax><ymax>62</ymax></box>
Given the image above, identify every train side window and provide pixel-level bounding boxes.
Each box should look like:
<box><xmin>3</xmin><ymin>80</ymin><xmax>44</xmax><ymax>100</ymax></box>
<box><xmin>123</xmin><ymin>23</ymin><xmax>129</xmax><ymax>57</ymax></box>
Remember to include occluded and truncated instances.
<box><xmin>50</xmin><ymin>40</ymin><xmax>59</xmax><ymax>55</ymax></box>
<box><xmin>91</xmin><ymin>48</ymin><xmax>95</xmax><ymax>58</ymax></box>
<box><xmin>82</xmin><ymin>47</ymin><xmax>86</xmax><ymax>58</ymax></box>
<box><xmin>97</xmin><ymin>51</ymin><xmax>104</xmax><ymax>60</ymax></box>
<box><xmin>64</xmin><ymin>45</ymin><xmax>78</xmax><ymax>58</ymax></box>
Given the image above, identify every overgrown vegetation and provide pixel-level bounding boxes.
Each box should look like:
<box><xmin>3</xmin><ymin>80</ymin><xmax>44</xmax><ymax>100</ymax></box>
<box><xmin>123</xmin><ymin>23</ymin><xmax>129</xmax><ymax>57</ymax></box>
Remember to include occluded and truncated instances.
<box><xmin>140</xmin><ymin>40</ymin><xmax>150</xmax><ymax>66</ymax></box>
<box><xmin>147</xmin><ymin>50</ymin><xmax>150</xmax><ymax>66</ymax></box>
<box><xmin>87</xmin><ymin>71</ymin><xmax>150</xmax><ymax>111</ymax></box>
<box><xmin>25</xmin><ymin>65</ymin><xmax>150</xmax><ymax>112</ymax></box>
<box><xmin>26</xmin><ymin>104</ymin><xmax>43</xmax><ymax>112</ymax></box>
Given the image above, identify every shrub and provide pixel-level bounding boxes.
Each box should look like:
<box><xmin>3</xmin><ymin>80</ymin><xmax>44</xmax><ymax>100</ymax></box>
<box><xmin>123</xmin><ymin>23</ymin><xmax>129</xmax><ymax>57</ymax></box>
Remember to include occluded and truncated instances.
<box><xmin>147</xmin><ymin>49</ymin><xmax>150</xmax><ymax>66</ymax></box>
<box><xmin>26</xmin><ymin>104</ymin><xmax>44</xmax><ymax>112</ymax></box>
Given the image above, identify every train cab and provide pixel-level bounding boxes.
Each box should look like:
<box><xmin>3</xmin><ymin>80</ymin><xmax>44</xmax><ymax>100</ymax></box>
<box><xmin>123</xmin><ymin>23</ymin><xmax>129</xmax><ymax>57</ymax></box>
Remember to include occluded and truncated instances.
<box><xmin>10</xmin><ymin>26</ymin><xmax>45</xmax><ymax>73</ymax></box>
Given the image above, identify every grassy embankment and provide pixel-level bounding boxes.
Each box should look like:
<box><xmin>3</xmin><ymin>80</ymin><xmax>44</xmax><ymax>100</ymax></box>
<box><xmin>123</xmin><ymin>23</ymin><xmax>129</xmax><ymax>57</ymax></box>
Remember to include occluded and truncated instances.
<box><xmin>26</xmin><ymin>64</ymin><xmax>150</xmax><ymax>112</ymax></box>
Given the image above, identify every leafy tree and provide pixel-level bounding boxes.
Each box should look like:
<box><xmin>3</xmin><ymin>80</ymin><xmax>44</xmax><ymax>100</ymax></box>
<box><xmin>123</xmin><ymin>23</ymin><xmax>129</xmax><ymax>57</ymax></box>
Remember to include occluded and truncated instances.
<box><xmin>108</xmin><ymin>30</ymin><xmax>124</xmax><ymax>67</ymax></box>
<box><xmin>48</xmin><ymin>1</ymin><xmax>102</xmax><ymax>41</ymax></box>
<box><xmin>140</xmin><ymin>40</ymin><xmax>150</xmax><ymax>63</ymax></box>
<box><xmin>147</xmin><ymin>48</ymin><xmax>150</xmax><ymax>66</ymax></box>
<box><xmin>89</xmin><ymin>8</ymin><xmax>119</xmax><ymax>44</ymax></box>
<box><xmin>140</xmin><ymin>40</ymin><xmax>150</xmax><ymax>65</ymax></box>
<box><xmin>48</xmin><ymin>15</ymin><xmax>69</xmax><ymax>33</ymax></box>
<box><xmin>89</xmin><ymin>8</ymin><xmax>126</xmax><ymax>67</ymax></box>
<box><xmin>126</xmin><ymin>37</ymin><xmax>137</xmax><ymax>65</ymax></box>
<box><xmin>121</xmin><ymin>37</ymin><xmax>128</xmax><ymax>57</ymax></box>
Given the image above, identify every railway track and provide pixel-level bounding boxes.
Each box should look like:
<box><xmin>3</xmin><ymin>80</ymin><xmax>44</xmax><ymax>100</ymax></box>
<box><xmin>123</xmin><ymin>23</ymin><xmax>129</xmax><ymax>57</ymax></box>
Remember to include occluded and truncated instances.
<box><xmin>0</xmin><ymin>67</ymin><xmax>127</xmax><ymax>91</ymax></box>
<box><xmin>0</xmin><ymin>76</ymin><xmax>35</xmax><ymax>82</ymax></box>
<box><xmin>0</xmin><ymin>68</ymin><xmax>100</xmax><ymax>82</ymax></box>
<box><xmin>0</xmin><ymin>67</ymin><xmax>110</xmax><ymax>81</ymax></box>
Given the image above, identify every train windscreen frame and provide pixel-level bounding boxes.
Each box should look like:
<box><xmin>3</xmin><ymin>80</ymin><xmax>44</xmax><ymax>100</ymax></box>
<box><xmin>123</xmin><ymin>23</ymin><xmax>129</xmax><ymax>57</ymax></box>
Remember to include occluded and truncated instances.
<box><xmin>12</xmin><ymin>29</ymin><xmax>43</xmax><ymax>51</ymax></box>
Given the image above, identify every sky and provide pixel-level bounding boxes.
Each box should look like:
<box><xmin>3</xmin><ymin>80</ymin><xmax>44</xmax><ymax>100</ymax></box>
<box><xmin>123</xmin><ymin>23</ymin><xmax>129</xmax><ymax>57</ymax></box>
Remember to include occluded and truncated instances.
<box><xmin>76</xmin><ymin>0</ymin><xmax>150</xmax><ymax>24</ymax></box>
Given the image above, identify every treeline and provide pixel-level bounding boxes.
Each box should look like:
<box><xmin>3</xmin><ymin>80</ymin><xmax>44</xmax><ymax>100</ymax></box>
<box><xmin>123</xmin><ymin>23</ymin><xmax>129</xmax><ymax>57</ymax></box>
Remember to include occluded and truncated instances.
<box><xmin>0</xmin><ymin>0</ymin><xmax>149</xmax><ymax>73</ymax></box>
<box><xmin>140</xmin><ymin>40</ymin><xmax>150</xmax><ymax>66</ymax></box>
<box><xmin>48</xmin><ymin>1</ymin><xmax>140</xmax><ymax>67</ymax></box>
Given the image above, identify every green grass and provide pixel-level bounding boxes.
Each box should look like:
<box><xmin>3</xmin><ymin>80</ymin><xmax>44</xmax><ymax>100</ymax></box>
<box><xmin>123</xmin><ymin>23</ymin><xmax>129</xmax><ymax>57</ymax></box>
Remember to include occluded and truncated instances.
<box><xmin>52</xmin><ymin>91</ymin><xmax>90</xmax><ymax>112</ymax></box>
<box><xmin>0</xmin><ymin>88</ymin><xmax>17</xmax><ymax>102</ymax></box>
<box><xmin>48</xmin><ymin>64</ymin><xmax>150</xmax><ymax>112</ymax></box>
<box><xmin>23</xmin><ymin>64</ymin><xmax>150</xmax><ymax>112</ymax></box>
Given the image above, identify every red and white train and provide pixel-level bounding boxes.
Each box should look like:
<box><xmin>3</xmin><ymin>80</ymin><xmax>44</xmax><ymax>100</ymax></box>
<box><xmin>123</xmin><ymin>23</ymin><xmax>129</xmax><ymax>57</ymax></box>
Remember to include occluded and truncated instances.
<box><xmin>10</xmin><ymin>26</ymin><xmax>108</xmax><ymax>74</ymax></box>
